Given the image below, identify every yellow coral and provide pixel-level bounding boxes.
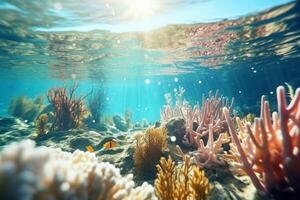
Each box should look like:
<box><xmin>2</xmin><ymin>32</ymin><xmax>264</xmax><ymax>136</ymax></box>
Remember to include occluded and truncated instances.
<box><xmin>133</xmin><ymin>127</ymin><xmax>167</xmax><ymax>179</ymax></box>
<box><xmin>35</xmin><ymin>114</ymin><xmax>48</xmax><ymax>135</ymax></box>
<box><xmin>155</xmin><ymin>155</ymin><xmax>210</xmax><ymax>200</ymax></box>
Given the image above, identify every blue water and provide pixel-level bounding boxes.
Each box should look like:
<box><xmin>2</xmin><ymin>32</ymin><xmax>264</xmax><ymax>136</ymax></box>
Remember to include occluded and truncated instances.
<box><xmin>0</xmin><ymin>0</ymin><xmax>300</xmax><ymax>123</ymax></box>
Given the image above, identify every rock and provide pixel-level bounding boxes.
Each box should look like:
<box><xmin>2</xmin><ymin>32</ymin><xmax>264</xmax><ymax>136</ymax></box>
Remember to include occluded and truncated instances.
<box><xmin>208</xmin><ymin>182</ymin><xmax>237</xmax><ymax>200</ymax></box>
<box><xmin>106</xmin><ymin>125</ymin><xmax>120</xmax><ymax>133</ymax></box>
<box><xmin>0</xmin><ymin>117</ymin><xmax>18</xmax><ymax>126</ymax></box>
<box><xmin>98</xmin><ymin>143</ymin><xmax>135</xmax><ymax>175</ymax></box>
<box><xmin>84</xmin><ymin>116</ymin><xmax>108</xmax><ymax>131</ymax></box>
<box><xmin>154</xmin><ymin>121</ymin><xmax>161</xmax><ymax>128</ymax></box>
<box><xmin>113</xmin><ymin>115</ymin><xmax>128</xmax><ymax>132</ymax></box>
<box><xmin>34</xmin><ymin>129</ymin><xmax>103</xmax><ymax>152</ymax></box>
<box><xmin>0</xmin><ymin>117</ymin><xmax>32</xmax><ymax>148</ymax></box>
<box><xmin>165</xmin><ymin>117</ymin><xmax>186</xmax><ymax>147</ymax></box>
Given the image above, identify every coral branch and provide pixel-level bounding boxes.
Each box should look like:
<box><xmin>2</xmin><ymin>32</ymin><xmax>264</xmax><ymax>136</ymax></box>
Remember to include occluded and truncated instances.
<box><xmin>47</xmin><ymin>82</ymin><xmax>87</xmax><ymax>131</ymax></box>
<box><xmin>192</xmin><ymin>124</ymin><xmax>226</xmax><ymax>168</ymax></box>
<box><xmin>155</xmin><ymin>155</ymin><xmax>210</xmax><ymax>200</ymax></box>
<box><xmin>223</xmin><ymin>85</ymin><xmax>300</xmax><ymax>194</ymax></box>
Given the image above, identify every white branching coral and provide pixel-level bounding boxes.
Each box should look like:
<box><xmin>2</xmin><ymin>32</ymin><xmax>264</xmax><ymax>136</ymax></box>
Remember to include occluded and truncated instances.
<box><xmin>0</xmin><ymin>140</ymin><xmax>157</xmax><ymax>200</ymax></box>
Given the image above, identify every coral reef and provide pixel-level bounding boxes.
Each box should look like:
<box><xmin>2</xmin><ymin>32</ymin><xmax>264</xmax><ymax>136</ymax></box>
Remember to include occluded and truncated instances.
<box><xmin>182</xmin><ymin>90</ymin><xmax>234</xmax><ymax>147</ymax></box>
<box><xmin>161</xmin><ymin>88</ymin><xmax>233</xmax><ymax>168</ymax></box>
<box><xmin>161</xmin><ymin>88</ymin><xmax>233</xmax><ymax>146</ymax></box>
<box><xmin>0</xmin><ymin>140</ymin><xmax>156</xmax><ymax>200</ymax></box>
<box><xmin>47</xmin><ymin>82</ymin><xmax>88</xmax><ymax>131</ymax></box>
<box><xmin>113</xmin><ymin>115</ymin><xmax>128</xmax><ymax>132</ymax></box>
<box><xmin>155</xmin><ymin>155</ymin><xmax>210</xmax><ymax>200</ymax></box>
<box><xmin>8</xmin><ymin>95</ymin><xmax>44</xmax><ymax>122</ymax></box>
<box><xmin>223</xmin><ymin>86</ymin><xmax>300</xmax><ymax>195</ymax></box>
<box><xmin>133</xmin><ymin>127</ymin><xmax>167</xmax><ymax>179</ymax></box>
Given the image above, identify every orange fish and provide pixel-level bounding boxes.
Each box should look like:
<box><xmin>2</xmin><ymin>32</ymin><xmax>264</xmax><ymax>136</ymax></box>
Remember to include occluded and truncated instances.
<box><xmin>103</xmin><ymin>140</ymin><xmax>118</xmax><ymax>149</ymax></box>
<box><xmin>86</xmin><ymin>145</ymin><xmax>95</xmax><ymax>152</ymax></box>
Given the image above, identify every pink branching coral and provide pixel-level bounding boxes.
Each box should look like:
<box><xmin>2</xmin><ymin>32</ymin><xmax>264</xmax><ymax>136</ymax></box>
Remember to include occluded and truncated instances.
<box><xmin>223</xmin><ymin>86</ymin><xmax>300</xmax><ymax>194</ymax></box>
<box><xmin>47</xmin><ymin>82</ymin><xmax>88</xmax><ymax>131</ymax></box>
<box><xmin>182</xmin><ymin>90</ymin><xmax>234</xmax><ymax>147</ymax></box>
<box><xmin>161</xmin><ymin>88</ymin><xmax>233</xmax><ymax>167</ymax></box>
<box><xmin>191</xmin><ymin>124</ymin><xmax>228</xmax><ymax>168</ymax></box>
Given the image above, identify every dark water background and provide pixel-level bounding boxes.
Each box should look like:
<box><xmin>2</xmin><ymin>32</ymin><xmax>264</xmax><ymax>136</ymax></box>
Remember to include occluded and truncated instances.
<box><xmin>0</xmin><ymin>0</ymin><xmax>300</xmax><ymax>122</ymax></box>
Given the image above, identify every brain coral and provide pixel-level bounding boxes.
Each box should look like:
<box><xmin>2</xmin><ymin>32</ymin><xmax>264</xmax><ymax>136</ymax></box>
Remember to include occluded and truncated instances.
<box><xmin>0</xmin><ymin>140</ymin><xmax>156</xmax><ymax>200</ymax></box>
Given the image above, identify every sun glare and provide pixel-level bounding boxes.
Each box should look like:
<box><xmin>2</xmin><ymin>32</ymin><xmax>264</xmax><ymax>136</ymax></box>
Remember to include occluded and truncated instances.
<box><xmin>126</xmin><ymin>0</ymin><xmax>157</xmax><ymax>20</ymax></box>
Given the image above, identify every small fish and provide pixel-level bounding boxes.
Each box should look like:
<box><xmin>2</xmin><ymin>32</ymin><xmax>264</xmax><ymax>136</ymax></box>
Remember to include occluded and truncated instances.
<box><xmin>103</xmin><ymin>140</ymin><xmax>118</xmax><ymax>149</ymax></box>
<box><xmin>86</xmin><ymin>145</ymin><xmax>95</xmax><ymax>152</ymax></box>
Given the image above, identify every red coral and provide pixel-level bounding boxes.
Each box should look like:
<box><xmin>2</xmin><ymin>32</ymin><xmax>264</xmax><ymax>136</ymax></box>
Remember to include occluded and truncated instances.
<box><xmin>47</xmin><ymin>82</ymin><xmax>87</xmax><ymax>131</ymax></box>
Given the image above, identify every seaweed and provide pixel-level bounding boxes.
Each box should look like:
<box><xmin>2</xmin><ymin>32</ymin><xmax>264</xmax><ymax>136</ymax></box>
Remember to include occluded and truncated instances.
<box><xmin>133</xmin><ymin>127</ymin><xmax>167</xmax><ymax>180</ymax></box>
<box><xmin>8</xmin><ymin>95</ymin><xmax>44</xmax><ymax>122</ymax></box>
<box><xmin>88</xmin><ymin>85</ymin><xmax>105</xmax><ymax>124</ymax></box>
<box><xmin>47</xmin><ymin>82</ymin><xmax>88</xmax><ymax>131</ymax></box>
<box><xmin>35</xmin><ymin>114</ymin><xmax>49</xmax><ymax>135</ymax></box>
<box><xmin>125</xmin><ymin>109</ymin><xmax>133</xmax><ymax>129</ymax></box>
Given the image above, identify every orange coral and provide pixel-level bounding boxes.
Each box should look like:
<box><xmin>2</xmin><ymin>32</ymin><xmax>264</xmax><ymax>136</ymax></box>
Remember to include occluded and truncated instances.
<box><xmin>47</xmin><ymin>82</ymin><xmax>87</xmax><ymax>131</ymax></box>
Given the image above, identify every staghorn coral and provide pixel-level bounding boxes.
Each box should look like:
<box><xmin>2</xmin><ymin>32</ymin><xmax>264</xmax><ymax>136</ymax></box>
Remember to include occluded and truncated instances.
<box><xmin>160</xmin><ymin>88</ymin><xmax>233</xmax><ymax>147</ymax></box>
<box><xmin>133</xmin><ymin>127</ymin><xmax>167</xmax><ymax>180</ymax></box>
<box><xmin>155</xmin><ymin>155</ymin><xmax>210</xmax><ymax>200</ymax></box>
<box><xmin>161</xmin><ymin>88</ymin><xmax>233</xmax><ymax>168</ymax></box>
<box><xmin>223</xmin><ymin>85</ymin><xmax>300</xmax><ymax>195</ymax></box>
<box><xmin>191</xmin><ymin>124</ymin><xmax>228</xmax><ymax>168</ymax></box>
<box><xmin>35</xmin><ymin>113</ymin><xmax>49</xmax><ymax>135</ymax></box>
<box><xmin>47</xmin><ymin>82</ymin><xmax>88</xmax><ymax>131</ymax></box>
<box><xmin>0</xmin><ymin>140</ymin><xmax>157</xmax><ymax>200</ymax></box>
<box><xmin>182</xmin><ymin>90</ymin><xmax>234</xmax><ymax>147</ymax></box>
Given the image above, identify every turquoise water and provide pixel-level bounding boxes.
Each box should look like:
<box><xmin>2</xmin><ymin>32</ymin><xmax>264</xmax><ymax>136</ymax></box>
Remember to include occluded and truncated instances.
<box><xmin>0</xmin><ymin>0</ymin><xmax>300</xmax><ymax>123</ymax></box>
<box><xmin>1</xmin><ymin>2</ymin><xmax>300</xmax><ymax>199</ymax></box>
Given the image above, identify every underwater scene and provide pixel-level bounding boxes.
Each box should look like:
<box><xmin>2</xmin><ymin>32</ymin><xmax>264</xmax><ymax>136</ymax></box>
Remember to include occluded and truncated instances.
<box><xmin>1</xmin><ymin>0</ymin><xmax>300</xmax><ymax>199</ymax></box>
